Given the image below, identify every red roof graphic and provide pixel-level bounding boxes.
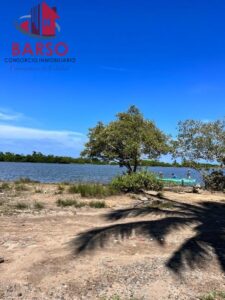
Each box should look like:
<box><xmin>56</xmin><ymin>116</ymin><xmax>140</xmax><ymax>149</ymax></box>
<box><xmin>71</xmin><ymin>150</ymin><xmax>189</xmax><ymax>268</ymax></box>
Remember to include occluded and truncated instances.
<box><xmin>19</xmin><ymin>2</ymin><xmax>60</xmax><ymax>37</ymax></box>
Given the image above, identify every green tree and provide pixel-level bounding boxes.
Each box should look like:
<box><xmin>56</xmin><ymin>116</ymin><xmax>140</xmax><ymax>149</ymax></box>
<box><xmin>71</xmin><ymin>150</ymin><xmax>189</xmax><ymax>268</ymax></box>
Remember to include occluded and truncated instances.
<box><xmin>173</xmin><ymin>119</ymin><xmax>225</xmax><ymax>166</ymax></box>
<box><xmin>81</xmin><ymin>105</ymin><xmax>169</xmax><ymax>173</ymax></box>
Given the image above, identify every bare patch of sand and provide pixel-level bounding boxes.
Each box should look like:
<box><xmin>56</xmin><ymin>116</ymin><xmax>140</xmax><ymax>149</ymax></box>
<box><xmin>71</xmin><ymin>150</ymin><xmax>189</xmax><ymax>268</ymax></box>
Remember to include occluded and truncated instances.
<box><xmin>0</xmin><ymin>183</ymin><xmax>224</xmax><ymax>299</ymax></box>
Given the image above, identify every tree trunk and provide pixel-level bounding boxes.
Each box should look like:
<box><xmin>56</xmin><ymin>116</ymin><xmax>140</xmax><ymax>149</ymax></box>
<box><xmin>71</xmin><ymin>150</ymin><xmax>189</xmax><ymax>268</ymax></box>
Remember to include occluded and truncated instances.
<box><xmin>133</xmin><ymin>157</ymin><xmax>138</xmax><ymax>173</ymax></box>
<box><xmin>133</xmin><ymin>164</ymin><xmax>138</xmax><ymax>173</ymax></box>
<box><xmin>126</xmin><ymin>163</ymin><xmax>133</xmax><ymax>174</ymax></box>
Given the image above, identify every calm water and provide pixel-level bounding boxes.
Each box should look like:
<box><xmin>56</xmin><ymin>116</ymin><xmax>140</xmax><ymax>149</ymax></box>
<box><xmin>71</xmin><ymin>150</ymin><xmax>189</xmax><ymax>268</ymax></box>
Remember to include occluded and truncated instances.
<box><xmin>0</xmin><ymin>162</ymin><xmax>202</xmax><ymax>183</ymax></box>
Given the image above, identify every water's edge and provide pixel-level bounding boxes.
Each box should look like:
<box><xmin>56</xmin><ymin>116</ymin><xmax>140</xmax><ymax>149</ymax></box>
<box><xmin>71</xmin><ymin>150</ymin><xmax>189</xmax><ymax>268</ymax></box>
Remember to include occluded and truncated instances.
<box><xmin>0</xmin><ymin>162</ymin><xmax>202</xmax><ymax>184</ymax></box>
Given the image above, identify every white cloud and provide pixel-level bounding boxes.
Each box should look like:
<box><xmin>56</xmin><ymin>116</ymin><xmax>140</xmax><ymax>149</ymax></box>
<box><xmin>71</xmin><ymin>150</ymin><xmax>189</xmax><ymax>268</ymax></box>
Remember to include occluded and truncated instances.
<box><xmin>0</xmin><ymin>125</ymin><xmax>86</xmax><ymax>156</ymax></box>
<box><xmin>0</xmin><ymin>111</ymin><xmax>23</xmax><ymax>121</ymax></box>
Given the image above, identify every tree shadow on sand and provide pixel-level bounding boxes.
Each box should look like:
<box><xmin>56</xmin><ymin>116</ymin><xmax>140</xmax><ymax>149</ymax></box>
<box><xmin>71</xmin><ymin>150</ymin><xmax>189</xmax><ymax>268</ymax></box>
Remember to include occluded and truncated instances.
<box><xmin>71</xmin><ymin>197</ymin><xmax>225</xmax><ymax>274</ymax></box>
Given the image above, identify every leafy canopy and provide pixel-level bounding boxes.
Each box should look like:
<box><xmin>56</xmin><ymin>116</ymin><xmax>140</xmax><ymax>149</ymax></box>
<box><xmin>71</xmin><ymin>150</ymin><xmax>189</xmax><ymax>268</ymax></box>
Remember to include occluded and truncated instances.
<box><xmin>111</xmin><ymin>171</ymin><xmax>163</xmax><ymax>193</ymax></box>
<box><xmin>174</xmin><ymin>119</ymin><xmax>225</xmax><ymax>166</ymax></box>
<box><xmin>81</xmin><ymin>106</ymin><xmax>169</xmax><ymax>173</ymax></box>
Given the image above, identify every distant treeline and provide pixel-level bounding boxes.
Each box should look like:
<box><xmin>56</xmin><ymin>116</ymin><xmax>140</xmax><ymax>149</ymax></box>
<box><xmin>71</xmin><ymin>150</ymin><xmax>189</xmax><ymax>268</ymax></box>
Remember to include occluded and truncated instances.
<box><xmin>0</xmin><ymin>152</ymin><xmax>218</xmax><ymax>169</ymax></box>
<box><xmin>141</xmin><ymin>159</ymin><xmax>217</xmax><ymax>169</ymax></box>
<box><xmin>0</xmin><ymin>152</ymin><xmax>105</xmax><ymax>165</ymax></box>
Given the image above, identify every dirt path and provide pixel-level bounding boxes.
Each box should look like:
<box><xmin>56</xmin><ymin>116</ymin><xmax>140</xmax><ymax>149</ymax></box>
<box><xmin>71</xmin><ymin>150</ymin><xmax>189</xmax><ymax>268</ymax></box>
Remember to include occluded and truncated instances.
<box><xmin>0</xmin><ymin>183</ymin><xmax>225</xmax><ymax>299</ymax></box>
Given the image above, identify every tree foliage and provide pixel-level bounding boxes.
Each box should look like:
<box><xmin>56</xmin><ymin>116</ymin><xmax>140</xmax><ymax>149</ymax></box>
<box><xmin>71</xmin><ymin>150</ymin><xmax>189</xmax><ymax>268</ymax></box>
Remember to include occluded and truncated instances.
<box><xmin>81</xmin><ymin>106</ymin><xmax>169</xmax><ymax>173</ymax></box>
<box><xmin>174</xmin><ymin>119</ymin><xmax>225</xmax><ymax>166</ymax></box>
<box><xmin>203</xmin><ymin>170</ymin><xmax>225</xmax><ymax>192</ymax></box>
<box><xmin>0</xmin><ymin>151</ymin><xmax>106</xmax><ymax>164</ymax></box>
<box><xmin>0</xmin><ymin>151</ymin><xmax>217</xmax><ymax>168</ymax></box>
<box><xmin>111</xmin><ymin>171</ymin><xmax>163</xmax><ymax>193</ymax></box>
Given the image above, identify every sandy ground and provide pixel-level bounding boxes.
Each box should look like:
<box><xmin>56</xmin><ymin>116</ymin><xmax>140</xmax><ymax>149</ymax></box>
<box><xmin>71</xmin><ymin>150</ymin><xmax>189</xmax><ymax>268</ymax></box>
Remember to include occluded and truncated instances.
<box><xmin>0</xmin><ymin>182</ymin><xmax>225</xmax><ymax>300</ymax></box>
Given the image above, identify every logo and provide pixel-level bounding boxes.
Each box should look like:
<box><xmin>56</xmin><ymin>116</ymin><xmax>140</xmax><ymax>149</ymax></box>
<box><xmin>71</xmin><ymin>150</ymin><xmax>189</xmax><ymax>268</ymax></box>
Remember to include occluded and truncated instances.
<box><xmin>16</xmin><ymin>2</ymin><xmax>60</xmax><ymax>38</ymax></box>
<box><xmin>4</xmin><ymin>1</ymin><xmax>76</xmax><ymax>67</ymax></box>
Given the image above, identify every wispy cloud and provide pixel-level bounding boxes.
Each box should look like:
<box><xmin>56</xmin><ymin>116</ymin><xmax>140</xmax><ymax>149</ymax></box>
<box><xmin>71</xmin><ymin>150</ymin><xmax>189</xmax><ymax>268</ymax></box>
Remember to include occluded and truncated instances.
<box><xmin>0</xmin><ymin>124</ymin><xmax>85</xmax><ymax>146</ymax></box>
<box><xmin>0</xmin><ymin>110</ymin><xmax>23</xmax><ymax>121</ymax></box>
<box><xmin>0</xmin><ymin>125</ymin><xmax>86</xmax><ymax>156</ymax></box>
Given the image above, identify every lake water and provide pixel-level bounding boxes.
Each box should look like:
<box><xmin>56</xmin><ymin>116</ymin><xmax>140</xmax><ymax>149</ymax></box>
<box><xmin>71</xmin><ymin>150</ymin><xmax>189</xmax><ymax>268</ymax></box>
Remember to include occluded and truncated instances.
<box><xmin>0</xmin><ymin>162</ymin><xmax>202</xmax><ymax>183</ymax></box>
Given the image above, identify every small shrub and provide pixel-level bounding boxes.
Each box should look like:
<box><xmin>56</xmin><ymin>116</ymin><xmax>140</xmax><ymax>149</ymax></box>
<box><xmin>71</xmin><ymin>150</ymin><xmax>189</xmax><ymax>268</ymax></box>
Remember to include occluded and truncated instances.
<box><xmin>200</xmin><ymin>291</ymin><xmax>225</xmax><ymax>300</ymax></box>
<box><xmin>68</xmin><ymin>184</ymin><xmax>118</xmax><ymax>198</ymax></box>
<box><xmin>15</xmin><ymin>177</ymin><xmax>39</xmax><ymax>184</ymax></box>
<box><xmin>74</xmin><ymin>201</ymin><xmax>86</xmax><ymax>208</ymax></box>
<box><xmin>55</xmin><ymin>185</ymin><xmax>65</xmax><ymax>195</ymax></box>
<box><xmin>56</xmin><ymin>199</ymin><xmax>85</xmax><ymax>208</ymax></box>
<box><xmin>55</xmin><ymin>191</ymin><xmax>62</xmax><ymax>195</ymax></box>
<box><xmin>111</xmin><ymin>171</ymin><xmax>163</xmax><ymax>193</ymax></box>
<box><xmin>156</xmin><ymin>191</ymin><xmax>164</xmax><ymax>199</ymax></box>
<box><xmin>35</xmin><ymin>188</ymin><xmax>42</xmax><ymax>193</ymax></box>
<box><xmin>15</xmin><ymin>202</ymin><xmax>29</xmax><ymax>210</ymax></box>
<box><xmin>67</xmin><ymin>185</ymin><xmax>79</xmax><ymax>194</ymax></box>
<box><xmin>0</xmin><ymin>182</ymin><xmax>11</xmax><ymax>192</ymax></box>
<box><xmin>101</xmin><ymin>296</ymin><xmax>141</xmax><ymax>300</ymax></box>
<box><xmin>110</xmin><ymin>296</ymin><xmax>121</xmax><ymax>300</ymax></box>
<box><xmin>34</xmin><ymin>201</ymin><xmax>45</xmax><ymax>210</ymax></box>
<box><xmin>162</xmin><ymin>181</ymin><xmax>180</xmax><ymax>187</ymax></box>
<box><xmin>58</xmin><ymin>185</ymin><xmax>65</xmax><ymax>192</ymax></box>
<box><xmin>61</xmin><ymin>181</ymin><xmax>70</xmax><ymax>185</ymax></box>
<box><xmin>88</xmin><ymin>200</ymin><xmax>107</xmax><ymax>208</ymax></box>
<box><xmin>203</xmin><ymin>170</ymin><xmax>225</xmax><ymax>192</ymax></box>
<box><xmin>15</xmin><ymin>184</ymin><xmax>29</xmax><ymax>192</ymax></box>
<box><xmin>55</xmin><ymin>191</ymin><xmax>63</xmax><ymax>195</ymax></box>
<box><xmin>148</xmin><ymin>200</ymin><xmax>175</xmax><ymax>209</ymax></box>
<box><xmin>56</xmin><ymin>199</ymin><xmax>76</xmax><ymax>207</ymax></box>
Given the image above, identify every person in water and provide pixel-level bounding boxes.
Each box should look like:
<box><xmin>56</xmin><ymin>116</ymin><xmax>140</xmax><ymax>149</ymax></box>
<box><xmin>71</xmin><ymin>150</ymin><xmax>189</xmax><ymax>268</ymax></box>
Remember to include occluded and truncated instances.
<box><xmin>159</xmin><ymin>172</ymin><xmax>164</xmax><ymax>178</ymax></box>
<box><xmin>187</xmin><ymin>169</ymin><xmax>191</xmax><ymax>179</ymax></box>
<box><xmin>172</xmin><ymin>173</ymin><xmax>176</xmax><ymax>179</ymax></box>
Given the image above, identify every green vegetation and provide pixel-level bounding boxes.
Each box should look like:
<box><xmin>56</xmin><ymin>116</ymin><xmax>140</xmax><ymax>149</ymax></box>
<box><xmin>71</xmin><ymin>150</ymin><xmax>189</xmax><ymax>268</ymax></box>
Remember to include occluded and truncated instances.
<box><xmin>0</xmin><ymin>151</ymin><xmax>217</xmax><ymax>168</ymax></box>
<box><xmin>57</xmin><ymin>185</ymin><xmax>65</xmax><ymax>193</ymax></box>
<box><xmin>57</xmin><ymin>199</ymin><xmax>78</xmax><ymax>207</ymax></box>
<box><xmin>100</xmin><ymin>295</ymin><xmax>142</xmax><ymax>300</ymax></box>
<box><xmin>174</xmin><ymin>119</ymin><xmax>225</xmax><ymax>166</ymax></box>
<box><xmin>180</xmin><ymin>160</ymin><xmax>219</xmax><ymax>170</ymax></box>
<box><xmin>0</xmin><ymin>151</ymin><xmax>116</xmax><ymax>165</ymax></box>
<box><xmin>61</xmin><ymin>181</ymin><xmax>71</xmax><ymax>185</ymax></box>
<box><xmin>56</xmin><ymin>198</ymin><xmax>106</xmax><ymax>208</ymax></box>
<box><xmin>111</xmin><ymin>171</ymin><xmax>163</xmax><ymax>193</ymax></box>
<box><xmin>14</xmin><ymin>202</ymin><xmax>29</xmax><ymax>210</ymax></box>
<box><xmin>81</xmin><ymin>105</ymin><xmax>169</xmax><ymax>173</ymax></box>
<box><xmin>199</xmin><ymin>291</ymin><xmax>225</xmax><ymax>300</ymax></box>
<box><xmin>203</xmin><ymin>170</ymin><xmax>225</xmax><ymax>192</ymax></box>
<box><xmin>56</xmin><ymin>199</ymin><xmax>85</xmax><ymax>208</ymax></box>
<box><xmin>34</xmin><ymin>188</ymin><xmax>42</xmax><ymax>193</ymax></box>
<box><xmin>68</xmin><ymin>183</ymin><xmax>118</xmax><ymax>198</ymax></box>
<box><xmin>148</xmin><ymin>200</ymin><xmax>175</xmax><ymax>209</ymax></box>
<box><xmin>15</xmin><ymin>177</ymin><xmax>39</xmax><ymax>184</ymax></box>
<box><xmin>156</xmin><ymin>191</ymin><xmax>164</xmax><ymax>199</ymax></box>
<box><xmin>107</xmin><ymin>296</ymin><xmax>123</xmax><ymax>300</ymax></box>
<box><xmin>0</xmin><ymin>113</ymin><xmax>223</xmax><ymax>172</ymax></box>
<box><xmin>0</xmin><ymin>182</ymin><xmax>11</xmax><ymax>191</ymax></box>
<box><xmin>55</xmin><ymin>184</ymin><xmax>65</xmax><ymax>195</ymax></box>
<box><xmin>173</xmin><ymin>118</ymin><xmax>225</xmax><ymax>191</ymax></box>
<box><xmin>89</xmin><ymin>200</ymin><xmax>107</xmax><ymax>208</ymax></box>
<box><xmin>33</xmin><ymin>201</ymin><xmax>45</xmax><ymax>210</ymax></box>
<box><xmin>15</xmin><ymin>184</ymin><xmax>29</xmax><ymax>192</ymax></box>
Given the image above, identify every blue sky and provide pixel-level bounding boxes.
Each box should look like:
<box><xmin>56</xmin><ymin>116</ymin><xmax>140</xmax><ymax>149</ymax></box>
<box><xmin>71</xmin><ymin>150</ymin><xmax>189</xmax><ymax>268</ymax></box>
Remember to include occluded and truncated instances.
<box><xmin>0</xmin><ymin>0</ymin><xmax>225</xmax><ymax>157</ymax></box>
